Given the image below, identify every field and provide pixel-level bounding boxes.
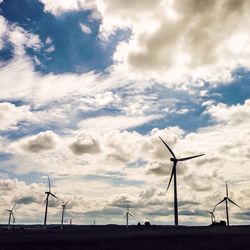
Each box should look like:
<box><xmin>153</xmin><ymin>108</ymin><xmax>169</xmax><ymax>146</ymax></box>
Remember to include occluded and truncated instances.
<box><xmin>0</xmin><ymin>225</ymin><xmax>248</xmax><ymax>250</ymax></box>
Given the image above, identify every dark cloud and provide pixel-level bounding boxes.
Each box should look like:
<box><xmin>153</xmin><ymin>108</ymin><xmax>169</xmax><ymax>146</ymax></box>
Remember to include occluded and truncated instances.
<box><xmin>109</xmin><ymin>195</ymin><xmax>136</xmax><ymax>208</ymax></box>
<box><xmin>70</xmin><ymin>135</ymin><xmax>101</xmax><ymax>155</ymax></box>
<box><xmin>22</xmin><ymin>131</ymin><xmax>58</xmax><ymax>153</ymax></box>
<box><xmin>145</xmin><ymin>208</ymin><xmax>173</xmax><ymax>217</ymax></box>
<box><xmin>84</xmin><ymin>207</ymin><xmax>122</xmax><ymax>217</ymax></box>
<box><xmin>139</xmin><ymin>187</ymin><xmax>157</xmax><ymax>200</ymax></box>
<box><xmin>147</xmin><ymin>161</ymin><xmax>186</xmax><ymax>176</ymax></box>
<box><xmin>16</xmin><ymin>195</ymin><xmax>38</xmax><ymax>205</ymax></box>
<box><xmin>179</xmin><ymin>209</ymin><xmax>206</xmax><ymax>217</ymax></box>
<box><xmin>184</xmin><ymin>171</ymin><xmax>221</xmax><ymax>192</ymax></box>
<box><xmin>234</xmin><ymin>211</ymin><xmax>250</xmax><ymax>221</ymax></box>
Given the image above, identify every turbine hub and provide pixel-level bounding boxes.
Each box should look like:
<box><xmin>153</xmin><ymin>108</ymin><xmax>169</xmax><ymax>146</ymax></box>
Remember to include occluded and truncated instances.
<box><xmin>170</xmin><ymin>158</ymin><xmax>176</xmax><ymax>162</ymax></box>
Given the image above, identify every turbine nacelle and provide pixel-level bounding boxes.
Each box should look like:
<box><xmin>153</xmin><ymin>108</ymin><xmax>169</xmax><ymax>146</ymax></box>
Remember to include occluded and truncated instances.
<box><xmin>170</xmin><ymin>157</ymin><xmax>176</xmax><ymax>162</ymax></box>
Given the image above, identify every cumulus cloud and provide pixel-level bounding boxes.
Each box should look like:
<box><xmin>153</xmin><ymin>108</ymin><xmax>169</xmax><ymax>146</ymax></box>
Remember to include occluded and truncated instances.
<box><xmin>0</xmin><ymin>102</ymin><xmax>33</xmax><ymax>131</ymax></box>
<box><xmin>205</xmin><ymin>99</ymin><xmax>250</xmax><ymax>125</ymax></box>
<box><xmin>40</xmin><ymin>0</ymin><xmax>97</xmax><ymax>16</ymax></box>
<box><xmin>98</xmin><ymin>0</ymin><xmax>250</xmax><ymax>85</ymax></box>
<box><xmin>19</xmin><ymin>131</ymin><xmax>59</xmax><ymax>153</ymax></box>
<box><xmin>70</xmin><ymin>134</ymin><xmax>101</xmax><ymax>155</ymax></box>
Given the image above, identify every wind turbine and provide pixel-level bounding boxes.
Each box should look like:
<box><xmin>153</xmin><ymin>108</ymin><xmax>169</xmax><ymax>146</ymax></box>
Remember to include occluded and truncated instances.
<box><xmin>215</xmin><ymin>182</ymin><xmax>240</xmax><ymax>226</ymax></box>
<box><xmin>6</xmin><ymin>203</ymin><xmax>16</xmax><ymax>230</ymax></box>
<box><xmin>43</xmin><ymin>176</ymin><xmax>57</xmax><ymax>229</ymax></box>
<box><xmin>60</xmin><ymin>200</ymin><xmax>69</xmax><ymax>230</ymax></box>
<box><xmin>159</xmin><ymin>136</ymin><xmax>205</xmax><ymax>226</ymax></box>
<box><xmin>205</xmin><ymin>208</ymin><xmax>216</xmax><ymax>224</ymax></box>
<box><xmin>124</xmin><ymin>205</ymin><xmax>133</xmax><ymax>228</ymax></box>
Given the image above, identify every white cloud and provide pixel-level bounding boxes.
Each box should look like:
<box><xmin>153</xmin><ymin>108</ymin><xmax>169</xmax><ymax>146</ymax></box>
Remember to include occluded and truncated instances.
<box><xmin>79</xmin><ymin>23</ymin><xmax>92</xmax><ymax>34</ymax></box>
<box><xmin>19</xmin><ymin>131</ymin><xmax>60</xmax><ymax>153</ymax></box>
<box><xmin>40</xmin><ymin>0</ymin><xmax>97</xmax><ymax>16</ymax></box>
<box><xmin>205</xmin><ymin>99</ymin><xmax>250</xmax><ymax>125</ymax></box>
<box><xmin>97</xmin><ymin>0</ymin><xmax>250</xmax><ymax>86</ymax></box>
<box><xmin>0</xmin><ymin>103</ymin><xmax>33</xmax><ymax>131</ymax></box>
<box><xmin>0</xmin><ymin>16</ymin><xmax>7</xmax><ymax>50</ymax></box>
<box><xmin>78</xmin><ymin>114</ymin><xmax>162</xmax><ymax>132</ymax></box>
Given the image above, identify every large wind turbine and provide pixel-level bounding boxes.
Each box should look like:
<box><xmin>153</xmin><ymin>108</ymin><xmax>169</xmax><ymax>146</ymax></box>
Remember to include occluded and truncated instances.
<box><xmin>124</xmin><ymin>205</ymin><xmax>133</xmax><ymax>228</ymax></box>
<box><xmin>6</xmin><ymin>203</ymin><xmax>16</xmax><ymax>230</ymax></box>
<box><xmin>60</xmin><ymin>200</ymin><xmax>69</xmax><ymax>230</ymax></box>
<box><xmin>205</xmin><ymin>208</ymin><xmax>216</xmax><ymax>224</ymax></box>
<box><xmin>215</xmin><ymin>182</ymin><xmax>240</xmax><ymax>226</ymax></box>
<box><xmin>159</xmin><ymin>136</ymin><xmax>205</xmax><ymax>226</ymax></box>
<box><xmin>43</xmin><ymin>176</ymin><xmax>57</xmax><ymax>229</ymax></box>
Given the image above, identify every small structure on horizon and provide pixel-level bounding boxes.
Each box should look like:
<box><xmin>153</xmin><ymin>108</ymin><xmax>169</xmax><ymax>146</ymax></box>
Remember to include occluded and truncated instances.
<box><xmin>211</xmin><ymin>220</ymin><xmax>226</xmax><ymax>226</ymax></box>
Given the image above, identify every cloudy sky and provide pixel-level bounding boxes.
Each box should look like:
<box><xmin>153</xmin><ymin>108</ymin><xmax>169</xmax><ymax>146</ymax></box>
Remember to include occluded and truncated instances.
<box><xmin>0</xmin><ymin>0</ymin><xmax>250</xmax><ymax>226</ymax></box>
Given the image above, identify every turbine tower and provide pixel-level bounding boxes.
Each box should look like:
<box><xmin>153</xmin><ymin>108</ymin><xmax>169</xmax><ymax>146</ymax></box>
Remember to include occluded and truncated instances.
<box><xmin>43</xmin><ymin>176</ymin><xmax>57</xmax><ymax>229</ymax></box>
<box><xmin>205</xmin><ymin>208</ymin><xmax>216</xmax><ymax>224</ymax></box>
<box><xmin>159</xmin><ymin>136</ymin><xmax>205</xmax><ymax>226</ymax></box>
<box><xmin>6</xmin><ymin>203</ymin><xmax>16</xmax><ymax>230</ymax></box>
<box><xmin>215</xmin><ymin>182</ymin><xmax>240</xmax><ymax>226</ymax></box>
<box><xmin>124</xmin><ymin>205</ymin><xmax>133</xmax><ymax>228</ymax></box>
<box><xmin>61</xmin><ymin>200</ymin><xmax>69</xmax><ymax>230</ymax></box>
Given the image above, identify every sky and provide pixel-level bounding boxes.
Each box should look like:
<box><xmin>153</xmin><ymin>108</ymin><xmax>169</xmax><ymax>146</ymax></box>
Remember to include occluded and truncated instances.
<box><xmin>0</xmin><ymin>0</ymin><xmax>250</xmax><ymax>226</ymax></box>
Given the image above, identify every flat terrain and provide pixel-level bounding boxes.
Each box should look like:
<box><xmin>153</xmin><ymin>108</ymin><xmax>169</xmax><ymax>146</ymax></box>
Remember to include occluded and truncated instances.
<box><xmin>0</xmin><ymin>225</ymin><xmax>249</xmax><ymax>250</ymax></box>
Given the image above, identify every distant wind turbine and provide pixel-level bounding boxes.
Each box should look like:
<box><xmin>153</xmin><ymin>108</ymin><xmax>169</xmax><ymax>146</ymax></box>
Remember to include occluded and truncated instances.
<box><xmin>60</xmin><ymin>200</ymin><xmax>69</xmax><ymax>230</ymax></box>
<box><xmin>43</xmin><ymin>176</ymin><xmax>57</xmax><ymax>229</ymax></box>
<box><xmin>159</xmin><ymin>136</ymin><xmax>205</xmax><ymax>226</ymax></box>
<box><xmin>124</xmin><ymin>205</ymin><xmax>133</xmax><ymax>228</ymax></box>
<box><xmin>6</xmin><ymin>203</ymin><xmax>16</xmax><ymax>230</ymax></box>
<box><xmin>205</xmin><ymin>208</ymin><xmax>216</xmax><ymax>224</ymax></box>
<box><xmin>215</xmin><ymin>182</ymin><xmax>240</xmax><ymax>226</ymax></box>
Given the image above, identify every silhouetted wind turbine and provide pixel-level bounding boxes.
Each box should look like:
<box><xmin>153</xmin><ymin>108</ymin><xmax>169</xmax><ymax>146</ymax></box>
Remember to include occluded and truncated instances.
<box><xmin>43</xmin><ymin>176</ymin><xmax>57</xmax><ymax>229</ymax></box>
<box><xmin>215</xmin><ymin>182</ymin><xmax>240</xmax><ymax>226</ymax></box>
<box><xmin>159</xmin><ymin>136</ymin><xmax>205</xmax><ymax>226</ymax></box>
<box><xmin>6</xmin><ymin>203</ymin><xmax>16</xmax><ymax>230</ymax></box>
<box><xmin>124</xmin><ymin>205</ymin><xmax>133</xmax><ymax>228</ymax></box>
<box><xmin>205</xmin><ymin>208</ymin><xmax>216</xmax><ymax>224</ymax></box>
<box><xmin>61</xmin><ymin>200</ymin><xmax>69</xmax><ymax>230</ymax></box>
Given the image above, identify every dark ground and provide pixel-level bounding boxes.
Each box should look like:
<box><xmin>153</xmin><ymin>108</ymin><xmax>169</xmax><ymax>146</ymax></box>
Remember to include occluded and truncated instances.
<box><xmin>0</xmin><ymin>225</ymin><xmax>249</xmax><ymax>250</ymax></box>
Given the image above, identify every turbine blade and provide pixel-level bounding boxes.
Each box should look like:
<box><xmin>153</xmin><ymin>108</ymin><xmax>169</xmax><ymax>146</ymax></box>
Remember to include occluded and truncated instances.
<box><xmin>65</xmin><ymin>200</ymin><xmax>70</xmax><ymax>206</ymax></box>
<box><xmin>166</xmin><ymin>166</ymin><xmax>174</xmax><ymax>192</ymax></box>
<box><xmin>159</xmin><ymin>137</ymin><xmax>176</xmax><ymax>158</ymax></box>
<box><xmin>178</xmin><ymin>154</ymin><xmax>205</xmax><ymax>161</ymax></box>
<box><xmin>124</xmin><ymin>214</ymin><xmax>127</xmax><ymax>219</ymax></box>
<box><xmin>12</xmin><ymin>202</ymin><xmax>16</xmax><ymax>211</ymax></box>
<box><xmin>215</xmin><ymin>198</ymin><xmax>225</xmax><ymax>207</ymax></box>
<box><xmin>48</xmin><ymin>176</ymin><xmax>51</xmax><ymax>192</ymax></box>
<box><xmin>50</xmin><ymin>193</ymin><xmax>57</xmax><ymax>199</ymax></box>
<box><xmin>212</xmin><ymin>213</ymin><xmax>216</xmax><ymax>221</ymax></box>
<box><xmin>226</xmin><ymin>182</ymin><xmax>228</xmax><ymax>198</ymax></box>
<box><xmin>228</xmin><ymin>198</ymin><xmax>240</xmax><ymax>209</ymax></box>
<box><xmin>43</xmin><ymin>197</ymin><xmax>48</xmax><ymax>205</ymax></box>
<box><xmin>12</xmin><ymin>212</ymin><xmax>15</xmax><ymax>223</ymax></box>
<box><xmin>128</xmin><ymin>213</ymin><xmax>133</xmax><ymax>217</ymax></box>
